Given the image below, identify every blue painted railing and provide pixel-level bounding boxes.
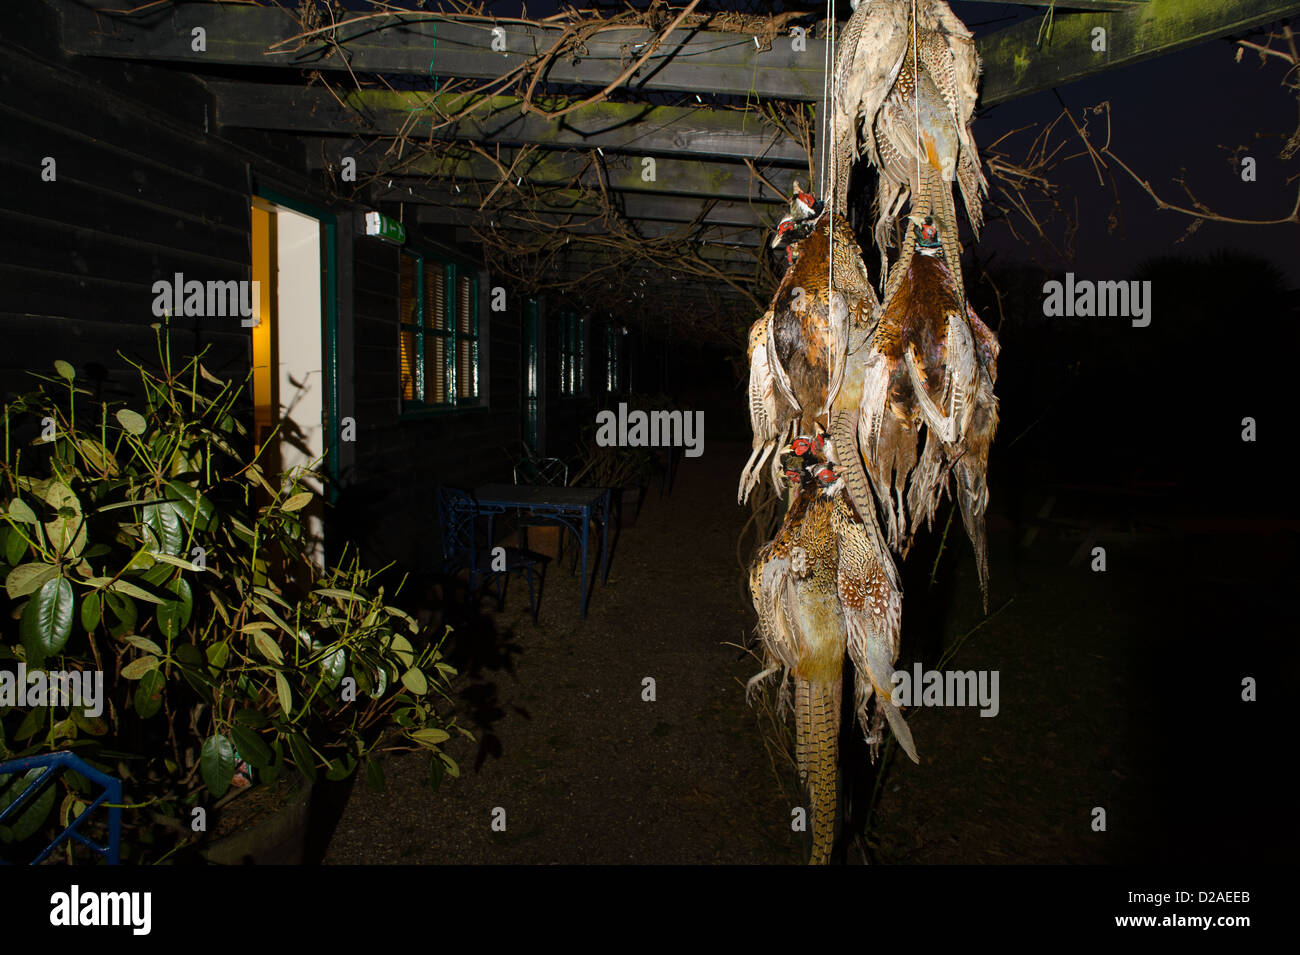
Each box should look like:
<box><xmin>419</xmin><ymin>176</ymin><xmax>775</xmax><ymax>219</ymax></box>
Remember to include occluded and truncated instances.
<box><xmin>0</xmin><ymin>751</ymin><xmax>122</xmax><ymax>865</ymax></box>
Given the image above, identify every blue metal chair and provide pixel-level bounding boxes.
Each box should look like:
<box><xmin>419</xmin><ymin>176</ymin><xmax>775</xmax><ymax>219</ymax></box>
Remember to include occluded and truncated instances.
<box><xmin>0</xmin><ymin>751</ymin><xmax>121</xmax><ymax>865</ymax></box>
<box><xmin>512</xmin><ymin>455</ymin><xmax>573</xmax><ymax>565</ymax></box>
<box><xmin>437</xmin><ymin>486</ymin><xmax>542</xmax><ymax>622</ymax></box>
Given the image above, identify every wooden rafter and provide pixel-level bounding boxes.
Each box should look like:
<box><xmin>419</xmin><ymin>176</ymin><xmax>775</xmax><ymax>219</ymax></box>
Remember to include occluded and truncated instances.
<box><xmin>311</xmin><ymin>143</ymin><xmax>796</xmax><ymax>204</ymax></box>
<box><xmin>979</xmin><ymin>0</ymin><xmax>1300</xmax><ymax>106</ymax></box>
<box><xmin>377</xmin><ymin>186</ymin><xmax>771</xmax><ymax>228</ymax></box>
<box><xmin>420</xmin><ymin>206</ymin><xmax>764</xmax><ymax>246</ymax></box>
<box><xmin>208</xmin><ymin>82</ymin><xmax>805</xmax><ymax>163</ymax></box>
<box><xmin>55</xmin><ymin>0</ymin><xmax>1298</xmax><ymax>107</ymax></box>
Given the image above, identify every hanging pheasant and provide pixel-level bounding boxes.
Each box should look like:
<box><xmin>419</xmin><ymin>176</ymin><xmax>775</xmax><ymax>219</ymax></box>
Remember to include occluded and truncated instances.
<box><xmin>738</xmin><ymin>185</ymin><xmax>879</xmax><ymax>506</ymax></box>
<box><xmin>833</xmin><ymin>214</ymin><xmax>1000</xmax><ymax>607</ymax></box>
<box><xmin>831</xmin><ymin>0</ymin><xmax>986</xmax><ymax>291</ymax></box>
<box><xmin>748</xmin><ymin>435</ymin><xmax>917</xmax><ymax>865</ymax></box>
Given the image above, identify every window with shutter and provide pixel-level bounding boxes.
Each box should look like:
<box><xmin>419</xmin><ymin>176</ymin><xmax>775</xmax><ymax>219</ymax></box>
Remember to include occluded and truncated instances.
<box><xmin>397</xmin><ymin>252</ymin><xmax>482</xmax><ymax>414</ymax></box>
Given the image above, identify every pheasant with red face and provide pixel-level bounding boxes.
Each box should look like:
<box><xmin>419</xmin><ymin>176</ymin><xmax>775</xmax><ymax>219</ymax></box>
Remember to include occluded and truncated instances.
<box><xmin>748</xmin><ymin>434</ymin><xmax>916</xmax><ymax>865</ymax></box>
<box><xmin>738</xmin><ymin>185</ymin><xmax>879</xmax><ymax>506</ymax></box>
<box><xmin>835</xmin><ymin>214</ymin><xmax>1000</xmax><ymax>607</ymax></box>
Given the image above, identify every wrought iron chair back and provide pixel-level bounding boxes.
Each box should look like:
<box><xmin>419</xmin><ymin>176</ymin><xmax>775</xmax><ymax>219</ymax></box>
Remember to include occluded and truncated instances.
<box><xmin>513</xmin><ymin>456</ymin><xmax>568</xmax><ymax>487</ymax></box>
<box><xmin>0</xmin><ymin>751</ymin><xmax>121</xmax><ymax>864</ymax></box>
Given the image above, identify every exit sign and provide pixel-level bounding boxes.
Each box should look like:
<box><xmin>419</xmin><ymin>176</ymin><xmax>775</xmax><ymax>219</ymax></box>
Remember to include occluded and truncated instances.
<box><xmin>364</xmin><ymin>211</ymin><xmax>405</xmax><ymax>245</ymax></box>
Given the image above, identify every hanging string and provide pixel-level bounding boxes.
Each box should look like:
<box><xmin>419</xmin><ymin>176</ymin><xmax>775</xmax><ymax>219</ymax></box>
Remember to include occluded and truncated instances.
<box><xmin>825</xmin><ymin>0</ymin><xmax>836</xmax><ymax>323</ymax></box>
<box><xmin>820</xmin><ymin>1</ymin><xmax>832</xmax><ymax>204</ymax></box>
<box><xmin>912</xmin><ymin>0</ymin><xmax>921</xmax><ymax>214</ymax></box>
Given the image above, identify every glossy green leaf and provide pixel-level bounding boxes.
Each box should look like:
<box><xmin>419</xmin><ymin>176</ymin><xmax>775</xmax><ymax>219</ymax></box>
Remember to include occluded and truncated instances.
<box><xmin>15</xmin><ymin>706</ymin><xmax>45</xmax><ymax>741</ymax></box>
<box><xmin>106</xmin><ymin>578</ymin><xmax>164</xmax><ymax>605</ymax></box>
<box><xmin>409</xmin><ymin>727</ymin><xmax>450</xmax><ymax>747</ymax></box>
<box><xmin>19</xmin><ymin>576</ymin><xmax>75</xmax><ymax>667</ymax></box>
<box><xmin>5</xmin><ymin>499</ymin><xmax>38</xmax><ymax>524</ymax></box>
<box><xmin>391</xmin><ymin>634</ymin><xmax>414</xmax><ymax>668</ymax></box>
<box><xmin>281</xmin><ymin>491</ymin><xmax>312</xmax><ymax>513</ymax></box>
<box><xmin>77</xmin><ymin>438</ymin><xmax>117</xmax><ymax>475</ymax></box>
<box><xmin>287</xmin><ymin>733</ymin><xmax>317</xmax><ymax>784</ymax></box>
<box><xmin>250</xmin><ymin>599</ymin><xmax>295</xmax><ymax>639</ymax></box>
<box><xmin>229</xmin><ymin>725</ymin><xmax>272</xmax><ymax>769</ymax></box>
<box><xmin>364</xmin><ymin>758</ymin><xmax>385</xmax><ymax>793</ymax></box>
<box><xmin>53</xmin><ymin>360</ymin><xmax>75</xmax><ymax>381</ymax></box>
<box><xmin>205</xmin><ymin>642</ymin><xmax>230</xmax><ymax>673</ymax></box>
<box><xmin>319</xmin><ymin>646</ymin><xmax>345</xmax><ymax>690</ymax></box>
<box><xmin>6</xmin><ymin>562</ymin><xmax>57</xmax><ymax>600</ymax></box>
<box><xmin>165</xmin><ymin>480</ymin><xmax>215</xmax><ymax>532</ymax></box>
<box><xmin>254</xmin><ymin>631</ymin><xmax>283</xmax><ymax>665</ymax></box>
<box><xmin>42</xmin><ymin>482</ymin><xmax>85</xmax><ymax>559</ymax></box>
<box><xmin>200</xmin><ymin>734</ymin><xmax>236</xmax><ymax>798</ymax></box>
<box><xmin>140</xmin><ymin>562</ymin><xmax>173</xmax><ymax>588</ymax></box>
<box><xmin>141</xmin><ymin>500</ymin><xmax>183</xmax><ymax>556</ymax></box>
<box><xmin>324</xmin><ymin>754</ymin><xmax>356</xmax><ymax>781</ymax></box>
<box><xmin>79</xmin><ymin>591</ymin><xmax>101</xmax><ymax>632</ymax></box>
<box><xmin>120</xmin><ymin>655</ymin><xmax>159</xmax><ymax>680</ymax></box>
<box><xmin>174</xmin><ymin>643</ymin><xmax>212</xmax><ymax>694</ymax></box>
<box><xmin>312</xmin><ymin>588</ymin><xmax>364</xmax><ymax>602</ymax></box>
<box><xmin>275</xmin><ymin>672</ymin><xmax>292</xmax><ymax>717</ymax></box>
<box><xmin>400</xmin><ymin>667</ymin><xmax>428</xmax><ymax>696</ymax></box>
<box><xmin>103</xmin><ymin>591</ymin><xmax>137</xmax><ymax>638</ymax></box>
<box><xmin>115</xmin><ymin>408</ymin><xmax>147</xmax><ymax>436</ymax></box>
<box><xmin>71</xmin><ymin>709</ymin><xmax>107</xmax><ymax>737</ymax></box>
<box><xmin>0</xmin><ymin>769</ymin><xmax>57</xmax><ymax>842</ymax></box>
<box><xmin>134</xmin><ymin>669</ymin><xmax>165</xmax><ymax>719</ymax></box>
<box><xmin>3</xmin><ymin>526</ymin><xmax>27</xmax><ymax>565</ymax></box>
<box><xmin>124</xmin><ymin>549</ymin><xmax>156</xmax><ymax>573</ymax></box>
<box><xmin>232</xmin><ymin>708</ymin><xmax>269</xmax><ymax>729</ymax></box>
<box><xmin>156</xmin><ymin>577</ymin><xmax>193</xmax><ymax>641</ymax></box>
<box><xmin>251</xmin><ymin>585</ymin><xmax>292</xmax><ymax>610</ymax></box>
<box><xmin>123</xmin><ymin>635</ymin><xmax>163</xmax><ymax>655</ymax></box>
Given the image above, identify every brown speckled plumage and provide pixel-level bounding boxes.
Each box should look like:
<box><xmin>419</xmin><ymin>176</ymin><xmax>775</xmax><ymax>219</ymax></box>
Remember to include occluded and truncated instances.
<box><xmin>846</xmin><ymin>234</ymin><xmax>1001</xmax><ymax>608</ymax></box>
<box><xmin>738</xmin><ymin>210</ymin><xmax>878</xmax><ymax>505</ymax></box>
<box><xmin>831</xmin><ymin>0</ymin><xmax>986</xmax><ymax>288</ymax></box>
<box><xmin>748</xmin><ymin>462</ymin><xmax>914</xmax><ymax>865</ymax></box>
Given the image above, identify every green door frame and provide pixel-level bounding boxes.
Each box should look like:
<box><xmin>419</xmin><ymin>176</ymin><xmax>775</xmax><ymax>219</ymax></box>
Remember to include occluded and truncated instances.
<box><xmin>253</xmin><ymin>188</ymin><xmax>340</xmax><ymax>503</ymax></box>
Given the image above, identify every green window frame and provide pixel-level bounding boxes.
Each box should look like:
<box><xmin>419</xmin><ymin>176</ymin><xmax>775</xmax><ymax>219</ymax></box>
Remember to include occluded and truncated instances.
<box><xmin>558</xmin><ymin>311</ymin><xmax>586</xmax><ymax>398</ymax></box>
<box><xmin>399</xmin><ymin>251</ymin><xmax>480</xmax><ymax>412</ymax></box>
<box><xmin>604</xmin><ymin>324</ymin><xmax>625</xmax><ymax>395</ymax></box>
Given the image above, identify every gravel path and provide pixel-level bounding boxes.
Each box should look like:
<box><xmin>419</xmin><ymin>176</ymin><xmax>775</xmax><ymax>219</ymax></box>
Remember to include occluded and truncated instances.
<box><xmin>323</xmin><ymin>441</ymin><xmax>801</xmax><ymax>864</ymax></box>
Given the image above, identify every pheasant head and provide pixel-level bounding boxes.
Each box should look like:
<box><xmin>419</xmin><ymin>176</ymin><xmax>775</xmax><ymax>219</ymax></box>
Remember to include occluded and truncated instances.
<box><xmin>772</xmin><ymin>181</ymin><xmax>825</xmax><ymax>262</ymax></box>
<box><xmin>908</xmin><ymin>213</ymin><xmax>943</xmax><ymax>255</ymax></box>
<box><xmin>780</xmin><ymin>433</ymin><xmax>844</xmax><ymax>496</ymax></box>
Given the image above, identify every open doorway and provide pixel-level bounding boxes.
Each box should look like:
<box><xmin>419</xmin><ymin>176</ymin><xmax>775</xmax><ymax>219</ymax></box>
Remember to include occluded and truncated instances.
<box><xmin>250</xmin><ymin>195</ymin><xmax>334</xmax><ymax>567</ymax></box>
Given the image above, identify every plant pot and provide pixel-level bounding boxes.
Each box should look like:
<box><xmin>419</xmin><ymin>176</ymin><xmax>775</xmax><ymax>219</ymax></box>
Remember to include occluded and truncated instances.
<box><xmin>202</xmin><ymin>772</ymin><xmax>313</xmax><ymax>865</ymax></box>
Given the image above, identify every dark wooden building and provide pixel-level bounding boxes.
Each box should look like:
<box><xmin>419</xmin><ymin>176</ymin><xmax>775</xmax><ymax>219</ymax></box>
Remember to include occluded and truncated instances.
<box><xmin>0</xmin><ymin>1</ymin><xmax>684</xmax><ymax>575</ymax></box>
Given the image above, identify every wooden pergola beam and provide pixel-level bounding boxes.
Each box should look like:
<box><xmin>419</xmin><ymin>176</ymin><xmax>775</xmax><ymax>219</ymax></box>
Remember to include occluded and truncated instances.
<box><xmin>961</xmin><ymin>0</ymin><xmax>1147</xmax><ymax>10</ymax></box>
<box><xmin>209</xmin><ymin>82</ymin><xmax>806</xmax><ymax>163</ymax></box>
<box><xmin>308</xmin><ymin>142</ymin><xmax>796</xmax><ymax>204</ymax></box>
<box><xmin>979</xmin><ymin>0</ymin><xmax>1300</xmax><ymax>106</ymax></box>
<box><xmin>420</xmin><ymin>205</ymin><xmax>765</xmax><ymax>246</ymax></box>
<box><xmin>387</xmin><ymin>187</ymin><xmax>771</xmax><ymax>228</ymax></box>
<box><xmin>56</xmin><ymin>0</ymin><xmax>1287</xmax><ymax>108</ymax></box>
<box><xmin>509</xmin><ymin>243</ymin><xmax>760</xmax><ymax>268</ymax></box>
<box><xmin>55</xmin><ymin>3</ymin><xmax>826</xmax><ymax>99</ymax></box>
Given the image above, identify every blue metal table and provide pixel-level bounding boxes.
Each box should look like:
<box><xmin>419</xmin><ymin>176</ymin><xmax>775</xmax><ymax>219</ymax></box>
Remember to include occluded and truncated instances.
<box><xmin>474</xmin><ymin>483</ymin><xmax>611</xmax><ymax>619</ymax></box>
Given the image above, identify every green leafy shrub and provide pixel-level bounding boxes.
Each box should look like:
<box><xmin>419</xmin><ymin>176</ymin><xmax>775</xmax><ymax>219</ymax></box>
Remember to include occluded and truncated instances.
<box><xmin>0</xmin><ymin>326</ymin><xmax>467</xmax><ymax>862</ymax></box>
